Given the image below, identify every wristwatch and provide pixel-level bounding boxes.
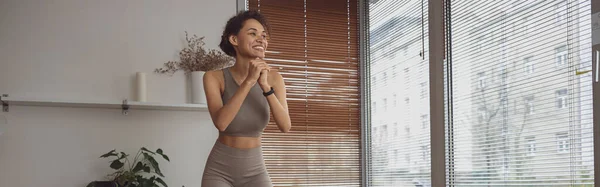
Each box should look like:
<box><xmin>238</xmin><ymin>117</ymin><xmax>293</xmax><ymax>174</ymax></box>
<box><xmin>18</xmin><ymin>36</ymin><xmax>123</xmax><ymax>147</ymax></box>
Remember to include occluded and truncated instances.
<box><xmin>263</xmin><ymin>87</ymin><xmax>275</xmax><ymax>96</ymax></box>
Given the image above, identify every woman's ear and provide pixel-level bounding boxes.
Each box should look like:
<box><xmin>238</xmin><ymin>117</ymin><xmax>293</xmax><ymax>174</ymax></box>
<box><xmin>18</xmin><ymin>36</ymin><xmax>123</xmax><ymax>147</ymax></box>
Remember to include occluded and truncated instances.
<box><xmin>229</xmin><ymin>35</ymin><xmax>238</xmax><ymax>47</ymax></box>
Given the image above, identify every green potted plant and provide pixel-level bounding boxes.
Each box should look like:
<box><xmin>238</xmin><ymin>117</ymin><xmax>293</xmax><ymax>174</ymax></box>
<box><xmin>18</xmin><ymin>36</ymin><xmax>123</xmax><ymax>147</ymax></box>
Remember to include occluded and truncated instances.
<box><xmin>87</xmin><ymin>147</ymin><xmax>173</xmax><ymax>187</ymax></box>
<box><xmin>155</xmin><ymin>31</ymin><xmax>234</xmax><ymax>104</ymax></box>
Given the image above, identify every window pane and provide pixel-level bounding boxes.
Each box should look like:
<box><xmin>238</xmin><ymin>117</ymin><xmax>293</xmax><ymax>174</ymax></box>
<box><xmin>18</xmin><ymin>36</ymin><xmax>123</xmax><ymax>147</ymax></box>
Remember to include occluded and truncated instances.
<box><xmin>447</xmin><ymin>0</ymin><xmax>594</xmax><ymax>186</ymax></box>
<box><xmin>368</xmin><ymin>0</ymin><xmax>430</xmax><ymax>186</ymax></box>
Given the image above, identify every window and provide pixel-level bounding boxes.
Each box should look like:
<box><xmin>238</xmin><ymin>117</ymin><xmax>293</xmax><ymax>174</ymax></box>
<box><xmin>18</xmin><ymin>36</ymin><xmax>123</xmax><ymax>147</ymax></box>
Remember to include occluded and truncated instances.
<box><xmin>383</xmin><ymin>98</ymin><xmax>388</xmax><ymax>112</ymax></box>
<box><xmin>525</xmin><ymin>96</ymin><xmax>534</xmax><ymax>115</ymax></box>
<box><xmin>524</xmin><ymin>56</ymin><xmax>534</xmax><ymax>74</ymax></box>
<box><xmin>526</xmin><ymin>137</ymin><xmax>536</xmax><ymax>156</ymax></box>
<box><xmin>393</xmin><ymin>122</ymin><xmax>398</xmax><ymax>137</ymax></box>
<box><xmin>421</xmin><ymin>114</ymin><xmax>429</xmax><ymax>129</ymax></box>
<box><xmin>556</xmin><ymin>45</ymin><xmax>568</xmax><ymax>66</ymax></box>
<box><xmin>372</xmin><ymin>101</ymin><xmax>377</xmax><ymax>113</ymax></box>
<box><xmin>421</xmin><ymin>145</ymin><xmax>429</xmax><ymax>161</ymax></box>
<box><xmin>393</xmin><ymin>94</ymin><xmax>397</xmax><ymax>107</ymax></box>
<box><xmin>392</xmin><ymin>149</ymin><xmax>398</xmax><ymax>166</ymax></box>
<box><xmin>555</xmin><ymin>1</ymin><xmax>567</xmax><ymax>24</ymax></box>
<box><xmin>368</xmin><ymin>2</ymin><xmax>432</xmax><ymax>184</ymax></box>
<box><xmin>383</xmin><ymin>72</ymin><xmax>387</xmax><ymax>85</ymax></box>
<box><xmin>556</xmin><ymin>89</ymin><xmax>568</xmax><ymax>109</ymax></box>
<box><xmin>372</xmin><ymin>75</ymin><xmax>377</xmax><ymax>87</ymax></box>
<box><xmin>556</xmin><ymin>133</ymin><xmax>569</xmax><ymax>153</ymax></box>
<box><xmin>248</xmin><ymin>0</ymin><xmax>360</xmax><ymax>186</ymax></box>
<box><xmin>420</xmin><ymin>82</ymin><xmax>427</xmax><ymax>99</ymax></box>
<box><xmin>382</xmin><ymin>125</ymin><xmax>388</xmax><ymax>142</ymax></box>
<box><xmin>477</xmin><ymin>72</ymin><xmax>486</xmax><ymax>89</ymax></box>
<box><xmin>477</xmin><ymin>107</ymin><xmax>487</xmax><ymax>123</ymax></box>
<box><xmin>446</xmin><ymin>0</ymin><xmax>594</xmax><ymax>186</ymax></box>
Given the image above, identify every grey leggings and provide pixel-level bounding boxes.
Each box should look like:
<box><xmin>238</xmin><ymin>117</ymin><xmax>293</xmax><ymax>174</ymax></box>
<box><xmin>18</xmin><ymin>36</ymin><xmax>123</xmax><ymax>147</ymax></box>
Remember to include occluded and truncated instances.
<box><xmin>202</xmin><ymin>140</ymin><xmax>273</xmax><ymax>187</ymax></box>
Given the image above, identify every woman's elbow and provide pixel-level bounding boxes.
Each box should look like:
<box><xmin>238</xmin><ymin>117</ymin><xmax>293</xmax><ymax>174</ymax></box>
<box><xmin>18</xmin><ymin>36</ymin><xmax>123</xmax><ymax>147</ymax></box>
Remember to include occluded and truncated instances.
<box><xmin>215</xmin><ymin>122</ymin><xmax>228</xmax><ymax>132</ymax></box>
<box><xmin>279</xmin><ymin>123</ymin><xmax>291</xmax><ymax>133</ymax></box>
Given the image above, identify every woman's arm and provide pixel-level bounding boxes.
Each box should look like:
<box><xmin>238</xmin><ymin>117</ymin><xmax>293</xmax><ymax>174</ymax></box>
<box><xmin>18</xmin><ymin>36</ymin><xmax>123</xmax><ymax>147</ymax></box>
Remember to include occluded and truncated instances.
<box><xmin>260</xmin><ymin>70</ymin><xmax>291</xmax><ymax>133</ymax></box>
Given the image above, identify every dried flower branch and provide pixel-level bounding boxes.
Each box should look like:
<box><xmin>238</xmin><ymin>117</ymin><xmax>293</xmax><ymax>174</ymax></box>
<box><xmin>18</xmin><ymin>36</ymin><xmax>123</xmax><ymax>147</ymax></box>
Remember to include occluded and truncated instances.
<box><xmin>155</xmin><ymin>31</ymin><xmax>234</xmax><ymax>76</ymax></box>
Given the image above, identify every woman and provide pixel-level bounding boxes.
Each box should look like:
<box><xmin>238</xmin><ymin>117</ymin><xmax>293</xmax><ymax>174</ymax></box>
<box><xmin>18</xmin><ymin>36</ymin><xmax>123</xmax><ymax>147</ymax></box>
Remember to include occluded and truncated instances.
<box><xmin>201</xmin><ymin>10</ymin><xmax>292</xmax><ymax>187</ymax></box>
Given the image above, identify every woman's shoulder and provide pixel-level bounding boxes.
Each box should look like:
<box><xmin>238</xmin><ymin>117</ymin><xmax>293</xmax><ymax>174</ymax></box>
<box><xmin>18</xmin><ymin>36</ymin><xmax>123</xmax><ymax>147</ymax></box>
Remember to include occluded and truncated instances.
<box><xmin>203</xmin><ymin>69</ymin><xmax>226</xmax><ymax>83</ymax></box>
<box><xmin>204</xmin><ymin>69</ymin><xmax>224</xmax><ymax>78</ymax></box>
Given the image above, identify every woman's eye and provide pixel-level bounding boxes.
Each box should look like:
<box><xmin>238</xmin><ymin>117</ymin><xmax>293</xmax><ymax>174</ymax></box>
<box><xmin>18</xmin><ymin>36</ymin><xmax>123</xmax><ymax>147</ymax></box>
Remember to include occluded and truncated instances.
<box><xmin>250</xmin><ymin>33</ymin><xmax>256</xmax><ymax>36</ymax></box>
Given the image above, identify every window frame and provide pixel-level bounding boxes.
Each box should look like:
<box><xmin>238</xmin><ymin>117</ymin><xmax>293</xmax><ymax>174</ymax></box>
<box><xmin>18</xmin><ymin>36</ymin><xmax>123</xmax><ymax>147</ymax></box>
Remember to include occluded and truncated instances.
<box><xmin>240</xmin><ymin>0</ymin><xmax>600</xmax><ymax>186</ymax></box>
<box><xmin>556</xmin><ymin>133</ymin><xmax>570</xmax><ymax>153</ymax></box>
<box><xmin>556</xmin><ymin>89</ymin><xmax>568</xmax><ymax>109</ymax></box>
<box><xmin>526</xmin><ymin>136</ymin><xmax>536</xmax><ymax>156</ymax></box>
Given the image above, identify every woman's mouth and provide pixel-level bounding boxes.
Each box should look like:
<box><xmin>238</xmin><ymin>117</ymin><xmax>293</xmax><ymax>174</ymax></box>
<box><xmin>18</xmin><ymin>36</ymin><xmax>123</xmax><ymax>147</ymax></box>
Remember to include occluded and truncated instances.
<box><xmin>253</xmin><ymin>46</ymin><xmax>265</xmax><ymax>51</ymax></box>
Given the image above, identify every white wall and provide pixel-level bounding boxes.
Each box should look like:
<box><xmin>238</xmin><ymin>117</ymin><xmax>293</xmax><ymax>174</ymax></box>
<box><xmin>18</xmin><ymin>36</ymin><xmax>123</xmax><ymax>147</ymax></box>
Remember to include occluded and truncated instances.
<box><xmin>0</xmin><ymin>0</ymin><xmax>236</xmax><ymax>186</ymax></box>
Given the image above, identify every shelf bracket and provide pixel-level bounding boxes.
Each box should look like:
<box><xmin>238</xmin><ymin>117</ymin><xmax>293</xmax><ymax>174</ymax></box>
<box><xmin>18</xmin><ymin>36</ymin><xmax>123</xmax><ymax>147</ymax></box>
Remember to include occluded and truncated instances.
<box><xmin>1</xmin><ymin>94</ymin><xmax>8</xmax><ymax>112</ymax></box>
<box><xmin>121</xmin><ymin>99</ymin><xmax>130</xmax><ymax>115</ymax></box>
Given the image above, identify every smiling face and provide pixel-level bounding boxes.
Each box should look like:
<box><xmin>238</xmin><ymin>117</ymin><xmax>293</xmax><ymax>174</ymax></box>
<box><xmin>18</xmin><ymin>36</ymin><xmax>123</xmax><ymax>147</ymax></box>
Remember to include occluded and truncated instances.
<box><xmin>229</xmin><ymin>19</ymin><xmax>269</xmax><ymax>59</ymax></box>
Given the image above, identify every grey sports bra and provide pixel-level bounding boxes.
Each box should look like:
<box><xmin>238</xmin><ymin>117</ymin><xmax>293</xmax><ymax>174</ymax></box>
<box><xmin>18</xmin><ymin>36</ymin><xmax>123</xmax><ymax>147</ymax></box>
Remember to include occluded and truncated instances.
<box><xmin>219</xmin><ymin>68</ymin><xmax>270</xmax><ymax>137</ymax></box>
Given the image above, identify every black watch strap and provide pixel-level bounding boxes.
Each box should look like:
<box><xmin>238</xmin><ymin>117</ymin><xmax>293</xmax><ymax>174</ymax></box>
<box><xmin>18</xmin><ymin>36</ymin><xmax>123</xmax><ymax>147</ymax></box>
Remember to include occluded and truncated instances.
<box><xmin>263</xmin><ymin>87</ymin><xmax>275</xmax><ymax>96</ymax></box>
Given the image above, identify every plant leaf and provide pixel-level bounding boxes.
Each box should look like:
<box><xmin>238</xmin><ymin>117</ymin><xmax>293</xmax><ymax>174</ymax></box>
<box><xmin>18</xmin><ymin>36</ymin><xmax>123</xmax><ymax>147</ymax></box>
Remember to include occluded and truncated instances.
<box><xmin>132</xmin><ymin>162</ymin><xmax>144</xmax><ymax>173</ymax></box>
<box><xmin>143</xmin><ymin>165</ymin><xmax>151</xmax><ymax>172</ymax></box>
<box><xmin>110</xmin><ymin>160</ymin><xmax>124</xmax><ymax>170</ymax></box>
<box><xmin>156</xmin><ymin>177</ymin><xmax>168</xmax><ymax>187</ymax></box>
<box><xmin>119</xmin><ymin>152</ymin><xmax>128</xmax><ymax>159</ymax></box>
<box><xmin>161</xmin><ymin>154</ymin><xmax>170</xmax><ymax>162</ymax></box>
<box><xmin>155</xmin><ymin>149</ymin><xmax>170</xmax><ymax>162</ymax></box>
<box><xmin>144</xmin><ymin>153</ymin><xmax>164</xmax><ymax>177</ymax></box>
<box><xmin>100</xmin><ymin>149</ymin><xmax>117</xmax><ymax>158</ymax></box>
<box><xmin>141</xmin><ymin>147</ymin><xmax>155</xmax><ymax>154</ymax></box>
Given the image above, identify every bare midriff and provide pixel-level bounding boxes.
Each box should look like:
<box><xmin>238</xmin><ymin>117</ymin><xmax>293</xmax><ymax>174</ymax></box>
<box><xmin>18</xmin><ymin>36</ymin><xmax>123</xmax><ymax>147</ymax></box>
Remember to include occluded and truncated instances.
<box><xmin>218</xmin><ymin>134</ymin><xmax>262</xmax><ymax>149</ymax></box>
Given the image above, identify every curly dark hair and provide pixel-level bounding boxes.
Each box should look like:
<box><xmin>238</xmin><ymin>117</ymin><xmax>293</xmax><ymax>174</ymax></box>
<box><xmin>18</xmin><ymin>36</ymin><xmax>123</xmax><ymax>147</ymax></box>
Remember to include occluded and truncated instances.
<box><xmin>219</xmin><ymin>10</ymin><xmax>271</xmax><ymax>57</ymax></box>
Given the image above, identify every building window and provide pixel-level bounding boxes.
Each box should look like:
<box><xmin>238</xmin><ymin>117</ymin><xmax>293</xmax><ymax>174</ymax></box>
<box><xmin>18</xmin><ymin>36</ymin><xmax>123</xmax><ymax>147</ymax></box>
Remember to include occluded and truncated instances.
<box><xmin>421</xmin><ymin>114</ymin><xmax>429</xmax><ymax>129</ymax></box>
<box><xmin>382</xmin><ymin>125</ymin><xmax>388</xmax><ymax>142</ymax></box>
<box><xmin>383</xmin><ymin>98</ymin><xmax>388</xmax><ymax>112</ymax></box>
<box><xmin>373</xmin><ymin>127</ymin><xmax>378</xmax><ymax>143</ymax></box>
<box><xmin>478</xmin><ymin>107</ymin><xmax>487</xmax><ymax>123</ymax></box>
<box><xmin>556</xmin><ymin>89</ymin><xmax>568</xmax><ymax>109</ymax></box>
<box><xmin>373</xmin><ymin>75</ymin><xmax>377</xmax><ymax>87</ymax></box>
<box><xmin>526</xmin><ymin>136</ymin><xmax>536</xmax><ymax>156</ymax></box>
<box><xmin>525</xmin><ymin>96</ymin><xmax>534</xmax><ymax>115</ymax></box>
<box><xmin>393</xmin><ymin>93</ymin><xmax>397</xmax><ymax>107</ymax></box>
<box><xmin>421</xmin><ymin>145</ymin><xmax>430</xmax><ymax>161</ymax></box>
<box><xmin>393</xmin><ymin>122</ymin><xmax>398</xmax><ymax>137</ymax></box>
<box><xmin>555</xmin><ymin>1</ymin><xmax>567</xmax><ymax>24</ymax></box>
<box><xmin>404</xmin><ymin>68</ymin><xmax>410</xmax><ymax>84</ymax></box>
<box><xmin>478</xmin><ymin>72</ymin><xmax>486</xmax><ymax>89</ymax></box>
<box><xmin>420</xmin><ymin>82</ymin><xmax>427</xmax><ymax>99</ymax></box>
<box><xmin>556</xmin><ymin>133</ymin><xmax>569</xmax><ymax>153</ymax></box>
<box><xmin>524</xmin><ymin>56</ymin><xmax>534</xmax><ymax>74</ymax></box>
<box><xmin>556</xmin><ymin>46</ymin><xmax>568</xmax><ymax>66</ymax></box>
<box><xmin>383</xmin><ymin>72</ymin><xmax>387</xmax><ymax>85</ymax></box>
<box><xmin>372</xmin><ymin>101</ymin><xmax>377</xmax><ymax>113</ymax></box>
<box><xmin>393</xmin><ymin>149</ymin><xmax>398</xmax><ymax>166</ymax></box>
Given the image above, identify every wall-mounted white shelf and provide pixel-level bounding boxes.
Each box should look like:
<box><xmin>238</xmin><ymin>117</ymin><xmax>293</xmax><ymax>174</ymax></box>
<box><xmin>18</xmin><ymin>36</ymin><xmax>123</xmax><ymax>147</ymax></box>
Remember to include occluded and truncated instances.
<box><xmin>0</xmin><ymin>94</ymin><xmax>208</xmax><ymax>115</ymax></box>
